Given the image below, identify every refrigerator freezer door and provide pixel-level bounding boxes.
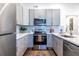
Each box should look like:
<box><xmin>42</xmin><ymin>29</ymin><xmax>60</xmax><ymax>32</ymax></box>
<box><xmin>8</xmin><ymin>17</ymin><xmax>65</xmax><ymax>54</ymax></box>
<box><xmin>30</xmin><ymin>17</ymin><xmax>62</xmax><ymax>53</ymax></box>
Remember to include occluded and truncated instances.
<box><xmin>0</xmin><ymin>33</ymin><xmax>16</xmax><ymax>56</ymax></box>
<box><xmin>0</xmin><ymin>3</ymin><xmax>5</xmax><ymax>12</ymax></box>
<box><xmin>0</xmin><ymin>4</ymin><xmax>16</xmax><ymax>35</ymax></box>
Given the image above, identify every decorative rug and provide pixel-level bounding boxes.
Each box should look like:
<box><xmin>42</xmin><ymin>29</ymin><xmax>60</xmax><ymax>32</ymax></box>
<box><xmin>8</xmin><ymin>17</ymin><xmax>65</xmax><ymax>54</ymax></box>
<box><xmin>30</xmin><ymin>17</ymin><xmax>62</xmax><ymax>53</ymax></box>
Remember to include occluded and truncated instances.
<box><xmin>24</xmin><ymin>49</ymin><xmax>56</xmax><ymax>56</ymax></box>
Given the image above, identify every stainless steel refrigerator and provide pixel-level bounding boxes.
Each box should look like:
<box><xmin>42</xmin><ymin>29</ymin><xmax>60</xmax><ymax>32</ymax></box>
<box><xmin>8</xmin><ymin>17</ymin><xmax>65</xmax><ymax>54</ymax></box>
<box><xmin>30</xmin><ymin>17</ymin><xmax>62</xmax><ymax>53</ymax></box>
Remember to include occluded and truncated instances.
<box><xmin>0</xmin><ymin>3</ymin><xmax>16</xmax><ymax>56</ymax></box>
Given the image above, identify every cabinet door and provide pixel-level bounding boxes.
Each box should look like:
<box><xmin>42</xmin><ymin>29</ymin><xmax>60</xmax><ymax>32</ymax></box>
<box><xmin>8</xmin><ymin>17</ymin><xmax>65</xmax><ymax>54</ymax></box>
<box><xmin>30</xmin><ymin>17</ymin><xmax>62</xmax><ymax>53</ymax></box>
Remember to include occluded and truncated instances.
<box><xmin>24</xmin><ymin>36</ymin><xmax>28</xmax><ymax>49</ymax></box>
<box><xmin>64</xmin><ymin>41</ymin><xmax>79</xmax><ymax>56</ymax></box>
<box><xmin>17</xmin><ymin>36</ymin><xmax>27</xmax><ymax>56</ymax></box>
<box><xmin>16</xmin><ymin>4</ymin><xmax>22</xmax><ymax>25</ymax></box>
<box><xmin>52</xmin><ymin>9</ymin><xmax>60</xmax><ymax>26</ymax></box>
<box><xmin>27</xmin><ymin>34</ymin><xmax>33</xmax><ymax>48</ymax></box>
<box><xmin>46</xmin><ymin>9</ymin><xmax>52</xmax><ymax>25</ymax></box>
<box><xmin>22</xmin><ymin>37</ymin><xmax>27</xmax><ymax>55</ymax></box>
<box><xmin>52</xmin><ymin>35</ymin><xmax>63</xmax><ymax>56</ymax></box>
<box><xmin>34</xmin><ymin>9</ymin><xmax>46</xmax><ymax>19</ymax></box>
<box><xmin>29</xmin><ymin>9</ymin><xmax>34</xmax><ymax>25</ymax></box>
<box><xmin>51</xmin><ymin>35</ymin><xmax>54</xmax><ymax>48</ymax></box>
<box><xmin>17</xmin><ymin>38</ymin><xmax>24</xmax><ymax>56</ymax></box>
<box><xmin>47</xmin><ymin>34</ymin><xmax>53</xmax><ymax>48</ymax></box>
<box><xmin>22</xmin><ymin>7</ymin><xmax>29</xmax><ymax>25</ymax></box>
<box><xmin>52</xmin><ymin>35</ymin><xmax>57</xmax><ymax>53</ymax></box>
<box><xmin>56</xmin><ymin>37</ymin><xmax>63</xmax><ymax>56</ymax></box>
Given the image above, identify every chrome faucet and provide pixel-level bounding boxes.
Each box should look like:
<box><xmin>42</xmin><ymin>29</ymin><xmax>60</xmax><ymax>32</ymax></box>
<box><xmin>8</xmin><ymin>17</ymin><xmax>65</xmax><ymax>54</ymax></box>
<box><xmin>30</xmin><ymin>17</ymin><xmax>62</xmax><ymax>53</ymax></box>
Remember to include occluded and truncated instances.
<box><xmin>65</xmin><ymin>25</ymin><xmax>73</xmax><ymax>35</ymax></box>
<box><xmin>69</xmin><ymin>18</ymin><xmax>73</xmax><ymax>35</ymax></box>
<box><xmin>70</xmin><ymin>30</ymin><xmax>73</xmax><ymax>35</ymax></box>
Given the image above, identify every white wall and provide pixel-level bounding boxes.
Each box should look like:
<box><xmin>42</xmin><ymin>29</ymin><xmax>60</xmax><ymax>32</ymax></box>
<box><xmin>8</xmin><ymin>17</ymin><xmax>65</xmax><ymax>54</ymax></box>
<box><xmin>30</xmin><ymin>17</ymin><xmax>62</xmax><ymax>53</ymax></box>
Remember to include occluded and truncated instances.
<box><xmin>22</xmin><ymin>3</ymin><xmax>79</xmax><ymax>34</ymax></box>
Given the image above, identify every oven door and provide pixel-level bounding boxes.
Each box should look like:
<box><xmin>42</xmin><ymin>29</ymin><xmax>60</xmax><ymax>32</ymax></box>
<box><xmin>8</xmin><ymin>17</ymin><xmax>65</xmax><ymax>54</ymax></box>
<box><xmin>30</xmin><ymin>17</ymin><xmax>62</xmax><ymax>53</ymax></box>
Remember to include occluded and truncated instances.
<box><xmin>34</xmin><ymin>35</ymin><xmax>47</xmax><ymax>45</ymax></box>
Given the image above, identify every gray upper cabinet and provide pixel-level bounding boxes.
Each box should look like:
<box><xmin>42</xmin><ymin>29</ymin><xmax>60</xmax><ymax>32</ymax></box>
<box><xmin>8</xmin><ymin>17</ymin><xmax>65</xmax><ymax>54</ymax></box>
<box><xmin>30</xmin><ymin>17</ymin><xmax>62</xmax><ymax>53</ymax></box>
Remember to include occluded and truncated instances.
<box><xmin>34</xmin><ymin>9</ymin><xmax>46</xmax><ymax>19</ymax></box>
<box><xmin>22</xmin><ymin>7</ymin><xmax>29</xmax><ymax>25</ymax></box>
<box><xmin>29</xmin><ymin>9</ymin><xmax>46</xmax><ymax>25</ymax></box>
<box><xmin>29</xmin><ymin>9</ymin><xmax>34</xmax><ymax>25</ymax></box>
<box><xmin>16</xmin><ymin>4</ymin><xmax>29</xmax><ymax>25</ymax></box>
<box><xmin>46</xmin><ymin>9</ymin><xmax>52</xmax><ymax>25</ymax></box>
<box><xmin>16</xmin><ymin>4</ymin><xmax>22</xmax><ymax>25</ymax></box>
<box><xmin>52</xmin><ymin>9</ymin><xmax>60</xmax><ymax>26</ymax></box>
<box><xmin>46</xmin><ymin>9</ymin><xmax>60</xmax><ymax>26</ymax></box>
<box><xmin>28</xmin><ymin>9</ymin><xmax>60</xmax><ymax>26</ymax></box>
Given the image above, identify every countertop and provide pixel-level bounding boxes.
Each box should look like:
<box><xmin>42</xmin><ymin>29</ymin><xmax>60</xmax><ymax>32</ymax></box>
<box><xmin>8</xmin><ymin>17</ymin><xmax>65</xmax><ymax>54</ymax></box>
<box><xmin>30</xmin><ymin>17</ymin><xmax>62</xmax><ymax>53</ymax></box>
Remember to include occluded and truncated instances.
<box><xmin>16</xmin><ymin>32</ymin><xmax>79</xmax><ymax>46</ymax></box>
<box><xmin>52</xmin><ymin>33</ymin><xmax>79</xmax><ymax>46</ymax></box>
<box><xmin>16</xmin><ymin>32</ymin><xmax>33</xmax><ymax>40</ymax></box>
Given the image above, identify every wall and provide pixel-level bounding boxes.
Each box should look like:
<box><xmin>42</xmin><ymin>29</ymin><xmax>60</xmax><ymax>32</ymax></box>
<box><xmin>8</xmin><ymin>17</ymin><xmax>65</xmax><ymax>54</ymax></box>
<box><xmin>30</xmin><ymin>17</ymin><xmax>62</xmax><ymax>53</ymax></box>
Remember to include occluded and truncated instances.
<box><xmin>17</xmin><ymin>3</ymin><xmax>79</xmax><ymax>34</ymax></box>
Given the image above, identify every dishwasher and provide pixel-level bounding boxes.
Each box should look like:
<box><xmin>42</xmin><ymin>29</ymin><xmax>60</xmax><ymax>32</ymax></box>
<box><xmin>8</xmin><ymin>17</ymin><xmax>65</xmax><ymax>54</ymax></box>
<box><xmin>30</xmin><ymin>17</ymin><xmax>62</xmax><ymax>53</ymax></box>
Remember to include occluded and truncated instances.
<box><xmin>63</xmin><ymin>40</ymin><xmax>79</xmax><ymax>56</ymax></box>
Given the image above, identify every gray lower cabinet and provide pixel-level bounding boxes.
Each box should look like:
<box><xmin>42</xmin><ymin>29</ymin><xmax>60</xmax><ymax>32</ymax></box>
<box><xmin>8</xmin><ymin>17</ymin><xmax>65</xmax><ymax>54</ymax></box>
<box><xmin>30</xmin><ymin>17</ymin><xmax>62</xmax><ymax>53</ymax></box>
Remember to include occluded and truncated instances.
<box><xmin>47</xmin><ymin>34</ymin><xmax>53</xmax><ymax>48</ymax></box>
<box><xmin>63</xmin><ymin>40</ymin><xmax>79</xmax><ymax>56</ymax></box>
<box><xmin>27</xmin><ymin>34</ymin><xmax>33</xmax><ymax>48</ymax></box>
<box><xmin>17</xmin><ymin>34</ymin><xmax>33</xmax><ymax>56</ymax></box>
<box><xmin>52</xmin><ymin>35</ymin><xmax>63</xmax><ymax>56</ymax></box>
<box><xmin>17</xmin><ymin>36</ymin><xmax>27</xmax><ymax>56</ymax></box>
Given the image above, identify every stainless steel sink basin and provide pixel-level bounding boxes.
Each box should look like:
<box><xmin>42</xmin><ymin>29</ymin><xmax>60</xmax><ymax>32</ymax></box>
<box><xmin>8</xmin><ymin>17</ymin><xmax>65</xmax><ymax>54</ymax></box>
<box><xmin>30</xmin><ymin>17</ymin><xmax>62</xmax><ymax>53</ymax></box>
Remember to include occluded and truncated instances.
<box><xmin>61</xmin><ymin>35</ymin><xmax>75</xmax><ymax>38</ymax></box>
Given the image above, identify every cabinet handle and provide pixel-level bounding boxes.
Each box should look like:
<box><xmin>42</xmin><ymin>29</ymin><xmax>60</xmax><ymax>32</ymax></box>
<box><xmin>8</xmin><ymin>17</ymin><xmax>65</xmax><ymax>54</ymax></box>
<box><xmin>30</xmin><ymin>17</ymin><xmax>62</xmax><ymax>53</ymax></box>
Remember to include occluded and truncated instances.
<box><xmin>64</xmin><ymin>44</ymin><xmax>73</xmax><ymax>51</ymax></box>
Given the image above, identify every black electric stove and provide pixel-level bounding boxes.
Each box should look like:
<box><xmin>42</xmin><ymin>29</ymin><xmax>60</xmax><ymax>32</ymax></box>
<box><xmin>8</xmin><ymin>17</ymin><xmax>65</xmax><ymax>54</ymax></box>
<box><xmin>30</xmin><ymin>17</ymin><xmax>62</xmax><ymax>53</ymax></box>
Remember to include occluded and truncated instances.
<box><xmin>33</xmin><ymin>31</ymin><xmax>47</xmax><ymax>49</ymax></box>
<box><xmin>33</xmin><ymin>31</ymin><xmax>47</xmax><ymax>45</ymax></box>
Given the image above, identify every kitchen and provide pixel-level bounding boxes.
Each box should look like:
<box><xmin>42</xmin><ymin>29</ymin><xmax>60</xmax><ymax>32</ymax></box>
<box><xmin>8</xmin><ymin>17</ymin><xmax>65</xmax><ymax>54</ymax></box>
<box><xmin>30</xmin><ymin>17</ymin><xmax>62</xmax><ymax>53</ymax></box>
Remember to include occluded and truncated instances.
<box><xmin>16</xmin><ymin>3</ymin><xmax>79</xmax><ymax>56</ymax></box>
<box><xmin>0</xmin><ymin>3</ymin><xmax>79</xmax><ymax>56</ymax></box>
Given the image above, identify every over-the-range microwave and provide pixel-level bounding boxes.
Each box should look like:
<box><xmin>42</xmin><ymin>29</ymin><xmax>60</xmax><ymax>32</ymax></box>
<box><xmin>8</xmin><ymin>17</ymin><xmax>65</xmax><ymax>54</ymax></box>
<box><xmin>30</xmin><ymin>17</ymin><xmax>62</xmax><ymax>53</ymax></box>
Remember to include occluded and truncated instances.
<box><xmin>34</xmin><ymin>18</ymin><xmax>46</xmax><ymax>26</ymax></box>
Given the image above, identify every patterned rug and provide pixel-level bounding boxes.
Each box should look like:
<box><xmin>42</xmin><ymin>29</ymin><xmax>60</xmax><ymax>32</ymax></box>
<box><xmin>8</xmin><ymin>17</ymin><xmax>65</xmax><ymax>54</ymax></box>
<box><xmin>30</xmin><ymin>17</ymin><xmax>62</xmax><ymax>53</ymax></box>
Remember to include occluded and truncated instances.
<box><xmin>24</xmin><ymin>49</ymin><xmax>56</xmax><ymax>56</ymax></box>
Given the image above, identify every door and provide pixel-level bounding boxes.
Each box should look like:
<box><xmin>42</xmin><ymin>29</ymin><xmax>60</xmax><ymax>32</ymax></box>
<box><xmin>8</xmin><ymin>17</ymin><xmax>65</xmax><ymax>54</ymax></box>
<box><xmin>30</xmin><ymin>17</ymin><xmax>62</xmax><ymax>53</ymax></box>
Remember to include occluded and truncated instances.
<box><xmin>47</xmin><ymin>34</ymin><xmax>53</xmax><ymax>48</ymax></box>
<box><xmin>52</xmin><ymin>9</ymin><xmax>60</xmax><ymax>26</ymax></box>
<box><xmin>0</xmin><ymin>4</ymin><xmax>16</xmax><ymax>34</ymax></box>
<box><xmin>16</xmin><ymin>4</ymin><xmax>22</xmax><ymax>25</ymax></box>
<box><xmin>56</xmin><ymin>37</ymin><xmax>63</xmax><ymax>56</ymax></box>
<box><xmin>63</xmin><ymin>40</ymin><xmax>79</xmax><ymax>56</ymax></box>
<box><xmin>29</xmin><ymin>9</ymin><xmax>34</xmax><ymax>25</ymax></box>
<box><xmin>0</xmin><ymin>33</ymin><xmax>16</xmax><ymax>56</ymax></box>
<box><xmin>34</xmin><ymin>9</ymin><xmax>46</xmax><ymax>19</ymax></box>
<box><xmin>22</xmin><ymin>7</ymin><xmax>29</xmax><ymax>25</ymax></box>
<box><xmin>27</xmin><ymin>34</ymin><xmax>33</xmax><ymax>48</ymax></box>
<box><xmin>46</xmin><ymin>9</ymin><xmax>52</xmax><ymax>25</ymax></box>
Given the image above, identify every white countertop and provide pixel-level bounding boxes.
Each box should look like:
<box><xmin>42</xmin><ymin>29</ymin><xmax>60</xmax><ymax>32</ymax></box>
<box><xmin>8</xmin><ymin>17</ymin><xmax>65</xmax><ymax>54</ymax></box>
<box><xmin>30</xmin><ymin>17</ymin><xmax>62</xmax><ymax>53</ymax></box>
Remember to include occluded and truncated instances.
<box><xmin>16</xmin><ymin>32</ymin><xmax>79</xmax><ymax>46</ymax></box>
<box><xmin>16</xmin><ymin>32</ymin><xmax>33</xmax><ymax>40</ymax></box>
<box><xmin>52</xmin><ymin>33</ymin><xmax>79</xmax><ymax>46</ymax></box>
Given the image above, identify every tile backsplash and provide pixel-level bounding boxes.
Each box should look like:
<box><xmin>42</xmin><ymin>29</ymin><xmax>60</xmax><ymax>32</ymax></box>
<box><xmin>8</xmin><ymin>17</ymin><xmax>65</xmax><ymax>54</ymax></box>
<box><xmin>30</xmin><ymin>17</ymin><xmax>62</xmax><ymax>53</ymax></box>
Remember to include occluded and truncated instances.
<box><xmin>16</xmin><ymin>25</ymin><xmax>64</xmax><ymax>33</ymax></box>
<box><xmin>16</xmin><ymin>25</ymin><xmax>33</xmax><ymax>33</ymax></box>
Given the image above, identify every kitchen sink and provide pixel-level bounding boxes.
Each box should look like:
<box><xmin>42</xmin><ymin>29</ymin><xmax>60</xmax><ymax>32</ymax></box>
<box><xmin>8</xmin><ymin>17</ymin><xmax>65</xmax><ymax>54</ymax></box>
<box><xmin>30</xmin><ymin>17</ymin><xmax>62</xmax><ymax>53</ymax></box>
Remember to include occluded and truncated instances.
<box><xmin>61</xmin><ymin>35</ymin><xmax>75</xmax><ymax>38</ymax></box>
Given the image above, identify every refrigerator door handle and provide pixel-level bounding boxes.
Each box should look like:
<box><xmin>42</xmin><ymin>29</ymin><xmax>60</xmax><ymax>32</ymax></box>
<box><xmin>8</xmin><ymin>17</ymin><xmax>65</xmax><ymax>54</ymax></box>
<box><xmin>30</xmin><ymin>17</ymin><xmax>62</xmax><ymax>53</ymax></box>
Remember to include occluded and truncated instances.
<box><xmin>0</xmin><ymin>33</ymin><xmax>15</xmax><ymax>36</ymax></box>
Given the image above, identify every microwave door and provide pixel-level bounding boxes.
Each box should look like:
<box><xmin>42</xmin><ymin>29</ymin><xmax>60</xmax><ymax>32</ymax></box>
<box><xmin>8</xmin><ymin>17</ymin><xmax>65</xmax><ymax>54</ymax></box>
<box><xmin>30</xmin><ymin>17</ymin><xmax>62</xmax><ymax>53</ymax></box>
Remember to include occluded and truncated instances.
<box><xmin>34</xmin><ymin>18</ymin><xmax>46</xmax><ymax>26</ymax></box>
